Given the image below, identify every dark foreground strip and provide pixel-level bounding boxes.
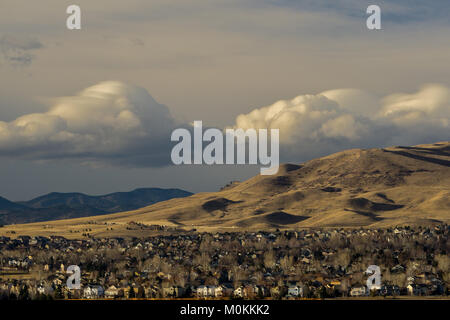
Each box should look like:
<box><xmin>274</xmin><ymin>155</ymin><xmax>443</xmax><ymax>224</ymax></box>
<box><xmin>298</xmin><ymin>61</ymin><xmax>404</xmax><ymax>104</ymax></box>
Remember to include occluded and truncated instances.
<box><xmin>1</xmin><ymin>299</ymin><xmax>448</xmax><ymax>318</ymax></box>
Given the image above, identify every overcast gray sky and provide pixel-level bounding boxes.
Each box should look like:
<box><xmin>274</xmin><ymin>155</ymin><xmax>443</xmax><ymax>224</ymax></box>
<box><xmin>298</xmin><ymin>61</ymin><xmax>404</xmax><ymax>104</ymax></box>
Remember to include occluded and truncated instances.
<box><xmin>0</xmin><ymin>0</ymin><xmax>449</xmax><ymax>200</ymax></box>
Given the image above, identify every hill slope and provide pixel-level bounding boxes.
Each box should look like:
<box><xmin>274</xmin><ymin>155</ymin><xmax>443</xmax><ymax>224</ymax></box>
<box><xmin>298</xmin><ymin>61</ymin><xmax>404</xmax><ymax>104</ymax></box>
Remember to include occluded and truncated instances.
<box><xmin>0</xmin><ymin>196</ymin><xmax>27</xmax><ymax>211</ymax></box>
<box><xmin>1</xmin><ymin>142</ymin><xmax>449</xmax><ymax>237</ymax></box>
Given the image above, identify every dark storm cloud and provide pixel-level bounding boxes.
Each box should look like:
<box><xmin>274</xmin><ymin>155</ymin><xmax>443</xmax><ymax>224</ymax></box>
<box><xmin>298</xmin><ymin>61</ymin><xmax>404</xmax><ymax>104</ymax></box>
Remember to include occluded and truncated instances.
<box><xmin>0</xmin><ymin>35</ymin><xmax>43</xmax><ymax>67</ymax></box>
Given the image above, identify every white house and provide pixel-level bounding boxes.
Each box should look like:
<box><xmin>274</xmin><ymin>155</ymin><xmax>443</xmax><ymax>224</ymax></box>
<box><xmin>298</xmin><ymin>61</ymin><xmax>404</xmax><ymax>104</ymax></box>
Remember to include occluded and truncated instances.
<box><xmin>287</xmin><ymin>285</ymin><xmax>304</xmax><ymax>298</ymax></box>
<box><xmin>105</xmin><ymin>285</ymin><xmax>120</xmax><ymax>298</ymax></box>
<box><xmin>196</xmin><ymin>285</ymin><xmax>216</xmax><ymax>298</ymax></box>
<box><xmin>233</xmin><ymin>286</ymin><xmax>244</xmax><ymax>298</ymax></box>
<box><xmin>350</xmin><ymin>286</ymin><xmax>368</xmax><ymax>297</ymax></box>
<box><xmin>37</xmin><ymin>284</ymin><xmax>54</xmax><ymax>295</ymax></box>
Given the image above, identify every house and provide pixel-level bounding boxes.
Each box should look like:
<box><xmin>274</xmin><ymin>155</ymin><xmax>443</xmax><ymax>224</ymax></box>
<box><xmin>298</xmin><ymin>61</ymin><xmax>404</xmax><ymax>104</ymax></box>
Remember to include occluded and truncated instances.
<box><xmin>162</xmin><ymin>286</ymin><xmax>185</xmax><ymax>298</ymax></box>
<box><xmin>407</xmin><ymin>284</ymin><xmax>418</xmax><ymax>296</ymax></box>
<box><xmin>233</xmin><ymin>286</ymin><xmax>244</xmax><ymax>298</ymax></box>
<box><xmin>287</xmin><ymin>285</ymin><xmax>304</xmax><ymax>298</ymax></box>
<box><xmin>144</xmin><ymin>286</ymin><xmax>158</xmax><ymax>298</ymax></box>
<box><xmin>105</xmin><ymin>285</ymin><xmax>120</xmax><ymax>298</ymax></box>
<box><xmin>380</xmin><ymin>285</ymin><xmax>400</xmax><ymax>296</ymax></box>
<box><xmin>243</xmin><ymin>285</ymin><xmax>260</xmax><ymax>298</ymax></box>
<box><xmin>214</xmin><ymin>284</ymin><xmax>233</xmax><ymax>297</ymax></box>
<box><xmin>327</xmin><ymin>280</ymin><xmax>342</xmax><ymax>290</ymax></box>
<box><xmin>83</xmin><ymin>285</ymin><xmax>104</xmax><ymax>299</ymax></box>
<box><xmin>429</xmin><ymin>279</ymin><xmax>444</xmax><ymax>295</ymax></box>
<box><xmin>37</xmin><ymin>284</ymin><xmax>54</xmax><ymax>296</ymax></box>
<box><xmin>350</xmin><ymin>286</ymin><xmax>368</xmax><ymax>297</ymax></box>
<box><xmin>270</xmin><ymin>285</ymin><xmax>286</xmax><ymax>298</ymax></box>
<box><xmin>390</xmin><ymin>264</ymin><xmax>405</xmax><ymax>274</ymax></box>
<box><xmin>407</xmin><ymin>284</ymin><xmax>429</xmax><ymax>296</ymax></box>
<box><xmin>196</xmin><ymin>285</ymin><xmax>216</xmax><ymax>298</ymax></box>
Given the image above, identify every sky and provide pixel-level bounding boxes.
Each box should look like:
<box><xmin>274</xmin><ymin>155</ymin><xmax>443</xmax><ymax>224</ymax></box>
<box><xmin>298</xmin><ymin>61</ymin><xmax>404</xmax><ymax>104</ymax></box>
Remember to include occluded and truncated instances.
<box><xmin>0</xmin><ymin>0</ymin><xmax>449</xmax><ymax>200</ymax></box>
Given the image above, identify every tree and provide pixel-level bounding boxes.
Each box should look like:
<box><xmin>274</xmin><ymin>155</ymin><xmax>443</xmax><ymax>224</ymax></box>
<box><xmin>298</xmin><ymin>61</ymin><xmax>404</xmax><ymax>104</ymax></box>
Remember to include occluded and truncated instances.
<box><xmin>18</xmin><ymin>284</ymin><xmax>30</xmax><ymax>300</ymax></box>
<box><xmin>334</xmin><ymin>248</ymin><xmax>351</xmax><ymax>269</ymax></box>
<box><xmin>263</xmin><ymin>250</ymin><xmax>276</xmax><ymax>269</ymax></box>
<box><xmin>128</xmin><ymin>285</ymin><xmax>136</xmax><ymax>299</ymax></box>
<box><xmin>54</xmin><ymin>286</ymin><xmax>64</xmax><ymax>299</ymax></box>
<box><xmin>435</xmin><ymin>255</ymin><xmax>449</xmax><ymax>274</ymax></box>
<box><xmin>137</xmin><ymin>286</ymin><xmax>146</xmax><ymax>299</ymax></box>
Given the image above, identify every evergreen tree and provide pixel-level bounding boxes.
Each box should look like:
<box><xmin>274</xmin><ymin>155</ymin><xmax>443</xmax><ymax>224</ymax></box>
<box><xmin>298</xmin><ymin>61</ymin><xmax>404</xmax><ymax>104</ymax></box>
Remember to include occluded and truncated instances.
<box><xmin>18</xmin><ymin>284</ymin><xmax>30</xmax><ymax>300</ymax></box>
<box><xmin>128</xmin><ymin>286</ymin><xmax>136</xmax><ymax>298</ymax></box>
<box><xmin>54</xmin><ymin>286</ymin><xmax>64</xmax><ymax>299</ymax></box>
<box><xmin>137</xmin><ymin>286</ymin><xmax>145</xmax><ymax>298</ymax></box>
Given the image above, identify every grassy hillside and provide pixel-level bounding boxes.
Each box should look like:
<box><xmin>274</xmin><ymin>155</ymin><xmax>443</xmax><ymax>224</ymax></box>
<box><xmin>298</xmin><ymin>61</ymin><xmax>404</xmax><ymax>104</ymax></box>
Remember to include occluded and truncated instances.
<box><xmin>0</xmin><ymin>141</ymin><xmax>448</xmax><ymax>238</ymax></box>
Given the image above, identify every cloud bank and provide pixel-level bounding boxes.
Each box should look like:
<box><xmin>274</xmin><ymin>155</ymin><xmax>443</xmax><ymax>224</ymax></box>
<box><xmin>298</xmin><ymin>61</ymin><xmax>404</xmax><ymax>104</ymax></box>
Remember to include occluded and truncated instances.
<box><xmin>233</xmin><ymin>84</ymin><xmax>450</xmax><ymax>161</ymax></box>
<box><xmin>0</xmin><ymin>81</ymin><xmax>449</xmax><ymax>167</ymax></box>
<box><xmin>0</xmin><ymin>81</ymin><xmax>176</xmax><ymax>166</ymax></box>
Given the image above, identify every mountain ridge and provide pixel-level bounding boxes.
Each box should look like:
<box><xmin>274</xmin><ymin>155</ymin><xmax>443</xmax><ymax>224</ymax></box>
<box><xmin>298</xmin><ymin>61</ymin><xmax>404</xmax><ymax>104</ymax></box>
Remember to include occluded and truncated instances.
<box><xmin>0</xmin><ymin>188</ymin><xmax>193</xmax><ymax>225</ymax></box>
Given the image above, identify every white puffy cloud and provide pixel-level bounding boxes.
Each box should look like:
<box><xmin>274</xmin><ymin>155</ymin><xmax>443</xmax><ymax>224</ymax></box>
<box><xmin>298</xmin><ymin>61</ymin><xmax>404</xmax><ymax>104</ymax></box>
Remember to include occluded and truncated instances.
<box><xmin>0</xmin><ymin>81</ymin><xmax>176</xmax><ymax>166</ymax></box>
<box><xmin>232</xmin><ymin>84</ymin><xmax>450</xmax><ymax>161</ymax></box>
<box><xmin>375</xmin><ymin>84</ymin><xmax>450</xmax><ymax>146</ymax></box>
<box><xmin>234</xmin><ymin>91</ymin><xmax>376</xmax><ymax>143</ymax></box>
<box><xmin>321</xmin><ymin>88</ymin><xmax>379</xmax><ymax>118</ymax></box>
<box><xmin>380</xmin><ymin>84</ymin><xmax>450</xmax><ymax>127</ymax></box>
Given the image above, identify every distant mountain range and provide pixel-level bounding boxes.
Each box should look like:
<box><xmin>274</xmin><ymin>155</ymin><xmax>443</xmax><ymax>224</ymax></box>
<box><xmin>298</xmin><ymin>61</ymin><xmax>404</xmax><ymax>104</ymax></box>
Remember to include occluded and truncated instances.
<box><xmin>0</xmin><ymin>188</ymin><xmax>193</xmax><ymax>225</ymax></box>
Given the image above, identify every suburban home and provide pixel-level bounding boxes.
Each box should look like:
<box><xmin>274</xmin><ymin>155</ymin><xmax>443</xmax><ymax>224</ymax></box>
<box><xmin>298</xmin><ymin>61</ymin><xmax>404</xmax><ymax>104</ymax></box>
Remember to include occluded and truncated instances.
<box><xmin>287</xmin><ymin>285</ymin><xmax>304</xmax><ymax>298</ymax></box>
<box><xmin>83</xmin><ymin>285</ymin><xmax>104</xmax><ymax>299</ymax></box>
<box><xmin>350</xmin><ymin>285</ymin><xmax>368</xmax><ymax>297</ymax></box>
<box><xmin>196</xmin><ymin>285</ymin><xmax>216</xmax><ymax>298</ymax></box>
<box><xmin>144</xmin><ymin>286</ymin><xmax>158</xmax><ymax>298</ymax></box>
<box><xmin>390</xmin><ymin>264</ymin><xmax>405</xmax><ymax>273</ymax></box>
<box><xmin>270</xmin><ymin>285</ymin><xmax>286</xmax><ymax>298</ymax></box>
<box><xmin>326</xmin><ymin>280</ymin><xmax>342</xmax><ymax>294</ymax></box>
<box><xmin>243</xmin><ymin>285</ymin><xmax>260</xmax><ymax>298</ymax></box>
<box><xmin>162</xmin><ymin>286</ymin><xmax>185</xmax><ymax>298</ymax></box>
<box><xmin>214</xmin><ymin>284</ymin><xmax>233</xmax><ymax>297</ymax></box>
<box><xmin>407</xmin><ymin>284</ymin><xmax>429</xmax><ymax>296</ymax></box>
<box><xmin>37</xmin><ymin>284</ymin><xmax>54</xmax><ymax>296</ymax></box>
<box><xmin>105</xmin><ymin>285</ymin><xmax>120</xmax><ymax>298</ymax></box>
<box><xmin>380</xmin><ymin>285</ymin><xmax>400</xmax><ymax>296</ymax></box>
<box><xmin>233</xmin><ymin>286</ymin><xmax>244</xmax><ymax>298</ymax></box>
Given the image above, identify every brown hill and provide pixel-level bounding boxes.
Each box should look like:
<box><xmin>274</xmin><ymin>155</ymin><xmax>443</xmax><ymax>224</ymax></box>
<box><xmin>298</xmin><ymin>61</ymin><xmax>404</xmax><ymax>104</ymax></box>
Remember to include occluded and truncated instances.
<box><xmin>1</xmin><ymin>142</ymin><xmax>449</xmax><ymax>238</ymax></box>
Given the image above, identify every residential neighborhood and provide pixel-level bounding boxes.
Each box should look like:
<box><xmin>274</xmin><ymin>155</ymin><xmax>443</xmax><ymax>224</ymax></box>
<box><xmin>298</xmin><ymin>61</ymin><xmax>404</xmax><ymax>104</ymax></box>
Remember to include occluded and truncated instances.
<box><xmin>0</xmin><ymin>225</ymin><xmax>448</xmax><ymax>299</ymax></box>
